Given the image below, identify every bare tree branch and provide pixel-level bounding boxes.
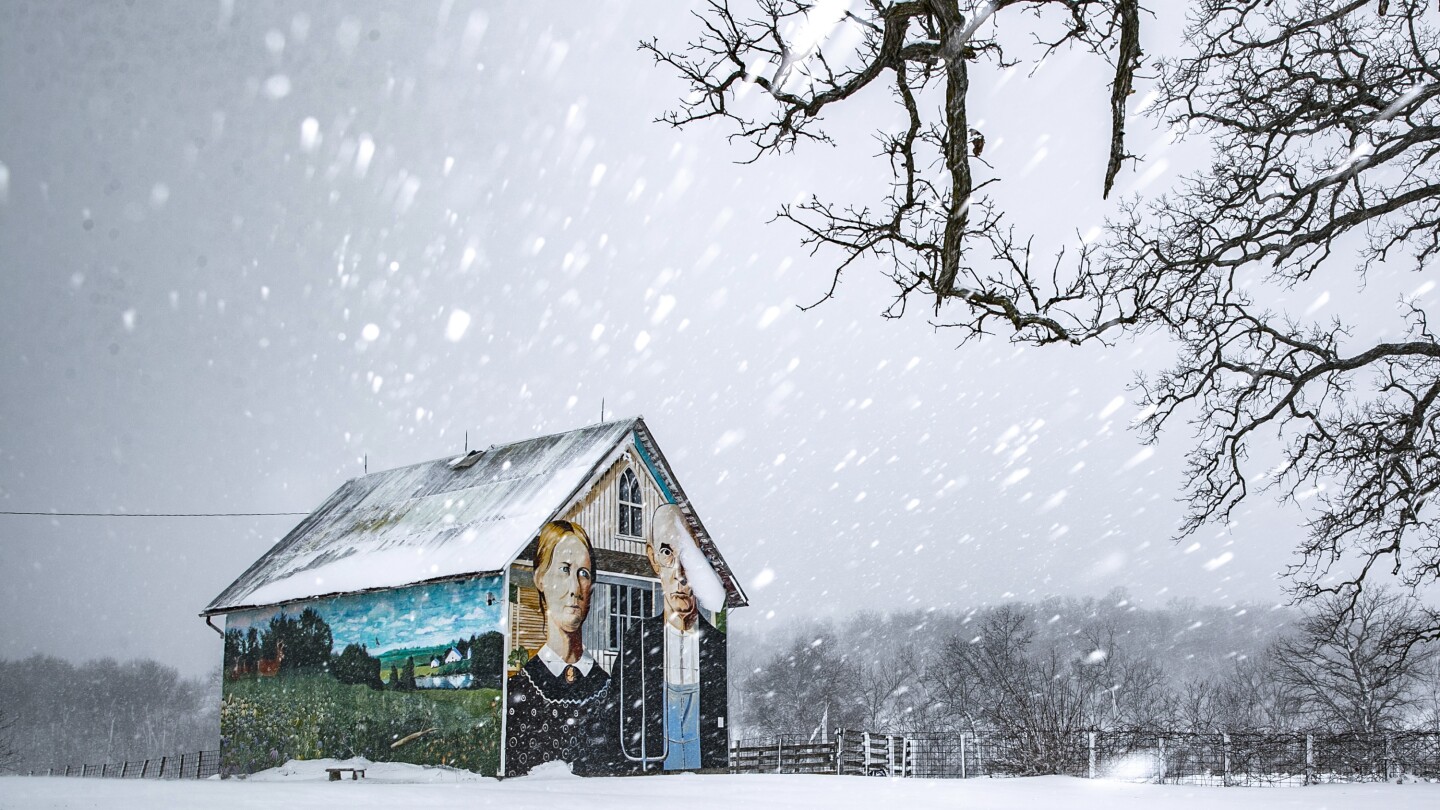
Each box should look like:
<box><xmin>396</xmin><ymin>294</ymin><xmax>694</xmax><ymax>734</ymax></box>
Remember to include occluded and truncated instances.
<box><xmin>642</xmin><ymin>0</ymin><xmax>1145</xmax><ymax>336</ymax></box>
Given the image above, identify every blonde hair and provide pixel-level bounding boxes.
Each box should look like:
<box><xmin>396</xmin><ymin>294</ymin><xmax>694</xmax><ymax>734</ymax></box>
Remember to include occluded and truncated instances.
<box><xmin>532</xmin><ymin>520</ymin><xmax>594</xmax><ymax>615</ymax></box>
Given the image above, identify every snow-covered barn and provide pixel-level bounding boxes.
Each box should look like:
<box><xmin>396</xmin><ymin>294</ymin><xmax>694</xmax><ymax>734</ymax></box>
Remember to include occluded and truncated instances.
<box><xmin>203</xmin><ymin>417</ymin><xmax>747</xmax><ymax>777</ymax></box>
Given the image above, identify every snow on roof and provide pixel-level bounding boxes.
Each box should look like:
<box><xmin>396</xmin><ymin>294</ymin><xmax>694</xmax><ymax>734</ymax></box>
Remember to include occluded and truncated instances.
<box><xmin>205</xmin><ymin>419</ymin><xmax>638</xmax><ymax>613</ymax></box>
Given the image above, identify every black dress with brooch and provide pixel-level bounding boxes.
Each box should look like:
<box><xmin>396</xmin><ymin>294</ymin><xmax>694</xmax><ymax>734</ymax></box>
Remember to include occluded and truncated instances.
<box><xmin>504</xmin><ymin>655</ymin><xmax>622</xmax><ymax>776</ymax></box>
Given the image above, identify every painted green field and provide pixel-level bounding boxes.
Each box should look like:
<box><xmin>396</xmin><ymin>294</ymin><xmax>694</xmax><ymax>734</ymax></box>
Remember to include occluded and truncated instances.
<box><xmin>220</xmin><ymin>675</ymin><xmax>500</xmax><ymax>776</ymax></box>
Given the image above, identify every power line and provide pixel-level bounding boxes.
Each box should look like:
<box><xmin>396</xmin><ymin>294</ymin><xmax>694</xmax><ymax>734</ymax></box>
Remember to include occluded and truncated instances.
<box><xmin>0</xmin><ymin>510</ymin><xmax>307</xmax><ymax>517</ymax></box>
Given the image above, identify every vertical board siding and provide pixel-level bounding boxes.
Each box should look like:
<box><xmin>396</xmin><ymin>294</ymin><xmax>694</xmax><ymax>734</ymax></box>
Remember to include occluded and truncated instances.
<box><xmin>560</xmin><ymin>447</ymin><xmax>662</xmax><ymax>557</ymax></box>
<box><xmin>510</xmin><ymin>579</ymin><xmax>546</xmax><ymax>660</ymax></box>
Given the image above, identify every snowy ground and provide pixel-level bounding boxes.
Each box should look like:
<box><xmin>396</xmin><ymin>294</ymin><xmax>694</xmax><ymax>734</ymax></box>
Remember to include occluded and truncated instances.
<box><xmin>3</xmin><ymin>759</ymin><xmax>1439</xmax><ymax>810</ymax></box>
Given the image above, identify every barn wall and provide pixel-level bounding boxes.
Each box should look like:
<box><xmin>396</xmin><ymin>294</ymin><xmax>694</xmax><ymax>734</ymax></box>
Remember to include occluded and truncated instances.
<box><xmin>219</xmin><ymin>574</ymin><xmax>505</xmax><ymax>776</ymax></box>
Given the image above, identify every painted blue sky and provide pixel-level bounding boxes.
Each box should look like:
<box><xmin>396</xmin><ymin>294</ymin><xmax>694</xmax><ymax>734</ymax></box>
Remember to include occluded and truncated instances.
<box><xmin>225</xmin><ymin>575</ymin><xmax>504</xmax><ymax>657</ymax></box>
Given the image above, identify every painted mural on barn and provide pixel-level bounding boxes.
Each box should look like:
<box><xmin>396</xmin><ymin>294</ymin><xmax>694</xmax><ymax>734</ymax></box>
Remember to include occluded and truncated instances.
<box><xmin>503</xmin><ymin>504</ymin><xmax>729</xmax><ymax>777</ymax></box>
<box><xmin>219</xmin><ymin>575</ymin><xmax>504</xmax><ymax>776</ymax></box>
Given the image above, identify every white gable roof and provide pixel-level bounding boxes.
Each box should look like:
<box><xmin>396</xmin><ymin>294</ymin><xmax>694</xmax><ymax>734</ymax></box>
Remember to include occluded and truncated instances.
<box><xmin>204</xmin><ymin>417</ymin><xmax>747</xmax><ymax>614</ymax></box>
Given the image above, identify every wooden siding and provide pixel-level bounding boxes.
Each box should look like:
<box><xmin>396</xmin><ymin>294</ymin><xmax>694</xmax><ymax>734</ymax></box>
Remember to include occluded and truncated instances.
<box><xmin>508</xmin><ymin>572</ymin><xmax>546</xmax><ymax>670</ymax></box>
<box><xmin>560</xmin><ymin>450</ymin><xmax>665</xmax><ymax>557</ymax></box>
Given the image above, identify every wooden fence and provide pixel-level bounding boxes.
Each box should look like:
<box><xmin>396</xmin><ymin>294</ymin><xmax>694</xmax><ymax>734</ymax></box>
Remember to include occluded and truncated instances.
<box><xmin>729</xmin><ymin>739</ymin><xmax>838</xmax><ymax>774</ymax></box>
<box><xmin>28</xmin><ymin>750</ymin><xmax>221</xmax><ymax>780</ymax></box>
<box><xmin>729</xmin><ymin>730</ymin><xmax>914</xmax><ymax>776</ymax></box>
<box><xmin>836</xmin><ymin>730</ymin><xmax>915</xmax><ymax>777</ymax></box>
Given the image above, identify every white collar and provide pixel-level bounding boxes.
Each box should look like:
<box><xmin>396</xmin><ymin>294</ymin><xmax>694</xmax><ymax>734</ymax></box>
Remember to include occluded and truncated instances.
<box><xmin>664</xmin><ymin>618</ymin><xmax>700</xmax><ymax>638</ymax></box>
<box><xmin>536</xmin><ymin>644</ymin><xmax>595</xmax><ymax>678</ymax></box>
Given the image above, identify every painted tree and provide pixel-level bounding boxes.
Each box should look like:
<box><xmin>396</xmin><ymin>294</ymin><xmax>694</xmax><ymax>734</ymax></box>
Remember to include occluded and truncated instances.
<box><xmin>469</xmin><ymin>631</ymin><xmax>506</xmax><ymax>689</ymax></box>
<box><xmin>244</xmin><ymin>627</ymin><xmax>260</xmax><ymax>672</ymax></box>
<box><xmin>332</xmin><ymin>644</ymin><xmax>385</xmax><ymax>690</ymax></box>
<box><xmin>294</xmin><ymin>608</ymin><xmax>335</xmax><ymax>673</ymax></box>
<box><xmin>401</xmin><ymin>656</ymin><xmax>417</xmax><ymax>691</ymax></box>
<box><xmin>222</xmin><ymin>629</ymin><xmax>244</xmax><ymax>675</ymax></box>
<box><xmin>649</xmin><ymin>1</ymin><xmax>1440</xmax><ymax>636</ymax></box>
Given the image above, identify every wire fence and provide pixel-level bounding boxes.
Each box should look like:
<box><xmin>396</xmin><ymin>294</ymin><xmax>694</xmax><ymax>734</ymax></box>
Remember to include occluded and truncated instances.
<box><xmin>732</xmin><ymin>730</ymin><xmax>1440</xmax><ymax>786</ymax></box>
<box><xmin>24</xmin><ymin>750</ymin><xmax>221</xmax><ymax>780</ymax></box>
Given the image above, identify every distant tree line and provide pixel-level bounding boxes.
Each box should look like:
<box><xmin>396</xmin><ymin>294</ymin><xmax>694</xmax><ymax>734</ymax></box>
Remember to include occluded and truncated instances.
<box><xmin>0</xmin><ymin>657</ymin><xmax>218</xmax><ymax>775</ymax></box>
<box><xmin>732</xmin><ymin>588</ymin><xmax>1440</xmax><ymax>749</ymax></box>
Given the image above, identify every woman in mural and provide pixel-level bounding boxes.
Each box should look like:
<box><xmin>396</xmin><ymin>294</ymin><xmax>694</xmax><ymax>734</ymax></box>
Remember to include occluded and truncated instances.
<box><xmin>505</xmin><ymin>520</ymin><xmax>619</xmax><ymax>776</ymax></box>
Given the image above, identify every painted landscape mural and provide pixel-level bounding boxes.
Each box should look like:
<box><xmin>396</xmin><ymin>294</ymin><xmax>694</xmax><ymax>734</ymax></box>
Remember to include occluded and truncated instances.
<box><xmin>220</xmin><ymin>575</ymin><xmax>504</xmax><ymax>776</ymax></box>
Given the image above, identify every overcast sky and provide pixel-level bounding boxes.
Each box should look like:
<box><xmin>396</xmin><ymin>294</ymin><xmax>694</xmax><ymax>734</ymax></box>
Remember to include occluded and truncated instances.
<box><xmin>0</xmin><ymin>1</ymin><xmax>1384</xmax><ymax>677</ymax></box>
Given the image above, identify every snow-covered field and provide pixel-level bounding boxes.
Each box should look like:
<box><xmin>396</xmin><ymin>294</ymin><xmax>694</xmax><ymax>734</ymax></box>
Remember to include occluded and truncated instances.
<box><xmin>3</xmin><ymin>759</ymin><xmax>1440</xmax><ymax>810</ymax></box>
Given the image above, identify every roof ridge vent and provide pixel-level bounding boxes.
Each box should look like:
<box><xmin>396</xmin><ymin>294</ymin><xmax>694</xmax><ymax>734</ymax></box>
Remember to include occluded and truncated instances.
<box><xmin>448</xmin><ymin>449</ymin><xmax>485</xmax><ymax>470</ymax></box>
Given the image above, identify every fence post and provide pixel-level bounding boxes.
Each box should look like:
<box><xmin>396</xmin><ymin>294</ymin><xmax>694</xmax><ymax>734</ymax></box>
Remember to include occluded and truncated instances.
<box><xmin>1385</xmin><ymin>736</ymin><xmax>1394</xmax><ymax>781</ymax></box>
<box><xmin>1088</xmin><ymin>731</ymin><xmax>1096</xmax><ymax>779</ymax></box>
<box><xmin>1222</xmin><ymin>733</ymin><xmax>1231</xmax><ymax>787</ymax></box>
<box><xmin>1158</xmin><ymin>736</ymin><xmax>1167</xmax><ymax>783</ymax></box>
<box><xmin>887</xmin><ymin>734</ymin><xmax>896</xmax><ymax>776</ymax></box>
<box><xmin>1305</xmin><ymin>734</ymin><xmax>1314</xmax><ymax>786</ymax></box>
<box><xmin>64</xmin><ymin>765</ymin><xmax>71</xmax><ymax>777</ymax></box>
<box><xmin>834</xmin><ymin>729</ymin><xmax>843</xmax><ymax>775</ymax></box>
<box><xmin>960</xmin><ymin>733</ymin><xmax>967</xmax><ymax>779</ymax></box>
<box><xmin>196</xmin><ymin>751</ymin><xmax>204</xmax><ymax>779</ymax></box>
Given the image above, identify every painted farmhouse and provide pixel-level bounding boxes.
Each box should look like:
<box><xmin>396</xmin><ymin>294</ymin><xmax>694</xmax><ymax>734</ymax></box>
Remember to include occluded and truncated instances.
<box><xmin>203</xmin><ymin>417</ymin><xmax>747</xmax><ymax>777</ymax></box>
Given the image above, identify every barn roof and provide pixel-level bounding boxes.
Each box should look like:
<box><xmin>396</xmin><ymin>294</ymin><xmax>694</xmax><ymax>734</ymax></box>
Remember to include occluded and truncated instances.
<box><xmin>203</xmin><ymin>417</ymin><xmax>748</xmax><ymax>615</ymax></box>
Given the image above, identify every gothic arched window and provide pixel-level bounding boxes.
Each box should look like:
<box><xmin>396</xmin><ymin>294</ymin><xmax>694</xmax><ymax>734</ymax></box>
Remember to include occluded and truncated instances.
<box><xmin>618</xmin><ymin>468</ymin><xmax>643</xmax><ymax>538</ymax></box>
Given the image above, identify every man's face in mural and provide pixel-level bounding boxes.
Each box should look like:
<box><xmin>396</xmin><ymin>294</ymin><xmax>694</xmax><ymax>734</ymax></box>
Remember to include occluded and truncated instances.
<box><xmin>648</xmin><ymin>507</ymin><xmax>699</xmax><ymax>627</ymax></box>
<box><xmin>538</xmin><ymin>533</ymin><xmax>593</xmax><ymax>634</ymax></box>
